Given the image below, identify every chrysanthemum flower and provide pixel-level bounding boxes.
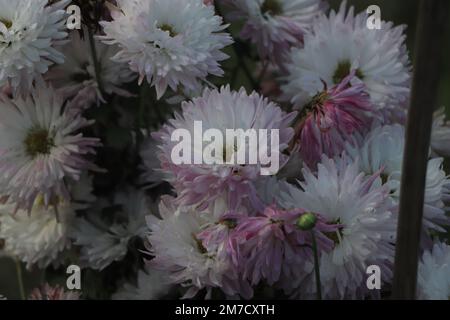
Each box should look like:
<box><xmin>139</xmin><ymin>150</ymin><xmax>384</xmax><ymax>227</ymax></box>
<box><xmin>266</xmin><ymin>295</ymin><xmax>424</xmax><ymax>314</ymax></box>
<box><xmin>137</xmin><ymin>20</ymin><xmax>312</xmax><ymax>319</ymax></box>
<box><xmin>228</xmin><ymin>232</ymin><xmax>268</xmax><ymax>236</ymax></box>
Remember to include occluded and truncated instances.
<box><xmin>230</xmin><ymin>206</ymin><xmax>338</xmax><ymax>290</ymax></box>
<box><xmin>0</xmin><ymin>0</ymin><xmax>70</xmax><ymax>95</ymax></box>
<box><xmin>293</xmin><ymin>73</ymin><xmax>374</xmax><ymax>168</ymax></box>
<box><xmin>100</xmin><ymin>0</ymin><xmax>233</xmax><ymax>99</ymax></box>
<box><xmin>112</xmin><ymin>267</ymin><xmax>172</xmax><ymax>300</ymax></box>
<box><xmin>223</xmin><ymin>0</ymin><xmax>326</xmax><ymax>64</ymax></box>
<box><xmin>0</xmin><ymin>173</ymin><xmax>94</xmax><ymax>269</ymax></box>
<box><xmin>146</xmin><ymin>196</ymin><xmax>252</xmax><ymax>299</ymax></box>
<box><xmin>417</xmin><ymin>242</ymin><xmax>450</xmax><ymax>300</ymax></box>
<box><xmin>0</xmin><ymin>199</ymin><xmax>74</xmax><ymax>269</ymax></box>
<box><xmin>46</xmin><ymin>29</ymin><xmax>136</xmax><ymax>111</ymax></box>
<box><xmin>153</xmin><ymin>86</ymin><xmax>296</xmax><ymax>211</ymax></box>
<box><xmin>29</xmin><ymin>283</ymin><xmax>80</xmax><ymax>300</ymax></box>
<box><xmin>282</xmin><ymin>1</ymin><xmax>411</xmax><ymax>112</ymax></box>
<box><xmin>0</xmin><ymin>84</ymin><xmax>100</xmax><ymax>211</ymax></box>
<box><xmin>345</xmin><ymin>124</ymin><xmax>450</xmax><ymax>244</ymax></box>
<box><xmin>279</xmin><ymin>157</ymin><xmax>396</xmax><ymax>299</ymax></box>
<box><xmin>72</xmin><ymin>189</ymin><xmax>149</xmax><ymax>270</ymax></box>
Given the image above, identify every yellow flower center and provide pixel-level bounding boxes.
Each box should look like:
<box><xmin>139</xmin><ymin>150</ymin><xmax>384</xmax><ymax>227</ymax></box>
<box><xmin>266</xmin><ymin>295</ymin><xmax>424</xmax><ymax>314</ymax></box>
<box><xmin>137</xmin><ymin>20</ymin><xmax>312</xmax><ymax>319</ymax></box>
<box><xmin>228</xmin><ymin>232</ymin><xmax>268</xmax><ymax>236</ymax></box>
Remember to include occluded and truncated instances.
<box><xmin>158</xmin><ymin>24</ymin><xmax>177</xmax><ymax>37</ymax></box>
<box><xmin>261</xmin><ymin>0</ymin><xmax>283</xmax><ymax>16</ymax></box>
<box><xmin>0</xmin><ymin>18</ymin><xmax>12</xmax><ymax>29</ymax></box>
<box><xmin>24</xmin><ymin>127</ymin><xmax>54</xmax><ymax>157</ymax></box>
<box><xmin>332</xmin><ymin>60</ymin><xmax>364</xmax><ymax>84</ymax></box>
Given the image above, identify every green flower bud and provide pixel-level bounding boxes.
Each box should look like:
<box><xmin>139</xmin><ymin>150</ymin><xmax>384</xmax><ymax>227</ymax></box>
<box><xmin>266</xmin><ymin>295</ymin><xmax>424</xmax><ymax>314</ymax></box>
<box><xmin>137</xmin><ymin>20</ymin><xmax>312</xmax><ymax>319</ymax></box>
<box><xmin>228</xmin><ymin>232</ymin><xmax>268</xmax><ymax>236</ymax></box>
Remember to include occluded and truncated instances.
<box><xmin>296</xmin><ymin>212</ymin><xmax>317</xmax><ymax>231</ymax></box>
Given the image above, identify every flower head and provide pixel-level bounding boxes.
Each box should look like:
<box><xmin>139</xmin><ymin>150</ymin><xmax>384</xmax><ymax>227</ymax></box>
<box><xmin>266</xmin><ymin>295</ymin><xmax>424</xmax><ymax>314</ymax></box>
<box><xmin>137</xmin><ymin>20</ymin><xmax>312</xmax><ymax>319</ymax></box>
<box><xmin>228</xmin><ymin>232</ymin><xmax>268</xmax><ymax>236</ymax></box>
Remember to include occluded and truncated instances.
<box><xmin>146</xmin><ymin>196</ymin><xmax>252</xmax><ymax>299</ymax></box>
<box><xmin>282</xmin><ymin>1</ymin><xmax>411</xmax><ymax>114</ymax></box>
<box><xmin>100</xmin><ymin>0</ymin><xmax>233</xmax><ymax>98</ymax></box>
<box><xmin>0</xmin><ymin>0</ymin><xmax>70</xmax><ymax>95</ymax></box>
<box><xmin>153</xmin><ymin>86</ymin><xmax>296</xmax><ymax>211</ymax></box>
<box><xmin>230</xmin><ymin>206</ymin><xmax>337</xmax><ymax>290</ymax></box>
<box><xmin>29</xmin><ymin>283</ymin><xmax>80</xmax><ymax>300</ymax></box>
<box><xmin>279</xmin><ymin>157</ymin><xmax>396</xmax><ymax>299</ymax></box>
<box><xmin>0</xmin><ymin>199</ymin><xmax>75</xmax><ymax>269</ymax></box>
<box><xmin>294</xmin><ymin>73</ymin><xmax>374</xmax><ymax>168</ymax></box>
<box><xmin>72</xmin><ymin>188</ymin><xmax>149</xmax><ymax>270</ymax></box>
<box><xmin>418</xmin><ymin>242</ymin><xmax>450</xmax><ymax>300</ymax></box>
<box><xmin>224</xmin><ymin>0</ymin><xmax>326</xmax><ymax>64</ymax></box>
<box><xmin>345</xmin><ymin>124</ymin><xmax>450</xmax><ymax>245</ymax></box>
<box><xmin>0</xmin><ymin>84</ymin><xmax>100</xmax><ymax>211</ymax></box>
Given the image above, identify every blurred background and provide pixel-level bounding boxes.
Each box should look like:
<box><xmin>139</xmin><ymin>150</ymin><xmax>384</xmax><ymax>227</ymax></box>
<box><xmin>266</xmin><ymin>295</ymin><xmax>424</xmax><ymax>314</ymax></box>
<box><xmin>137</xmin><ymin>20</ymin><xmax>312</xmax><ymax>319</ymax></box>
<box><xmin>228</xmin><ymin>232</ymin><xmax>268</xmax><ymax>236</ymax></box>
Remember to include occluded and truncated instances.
<box><xmin>1</xmin><ymin>0</ymin><xmax>449</xmax><ymax>299</ymax></box>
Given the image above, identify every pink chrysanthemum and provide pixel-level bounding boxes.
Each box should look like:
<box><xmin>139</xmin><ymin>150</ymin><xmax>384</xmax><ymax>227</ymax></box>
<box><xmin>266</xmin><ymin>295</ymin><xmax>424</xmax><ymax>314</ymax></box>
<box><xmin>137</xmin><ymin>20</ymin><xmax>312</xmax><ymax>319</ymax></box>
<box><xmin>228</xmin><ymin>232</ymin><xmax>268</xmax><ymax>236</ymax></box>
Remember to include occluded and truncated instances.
<box><xmin>295</xmin><ymin>74</ymin><xmax>374</xmax><ymax>168</ymax></box>
<box><xmin>29</xmin><ymin>283</ymin><xmax>80</xmax><ymax>300</ymax></box>
<box><xmin>0</xmin><ymin>84</ymin><xmax>101</xmax><ymax>211</ymax></box>
<box><xmin>153</xmin><ymin>86</ymin><xmax>296</xmax><ymax>211</ymax></box>
<box><xmin>230</xmin><ymin>206</ymin><xmax>338</xmax><ymax>288</ymax></box>
<box><xmin>146</xmin><ymin>196</ymin><xmax>252</xmax><ymax>299</ymax></box>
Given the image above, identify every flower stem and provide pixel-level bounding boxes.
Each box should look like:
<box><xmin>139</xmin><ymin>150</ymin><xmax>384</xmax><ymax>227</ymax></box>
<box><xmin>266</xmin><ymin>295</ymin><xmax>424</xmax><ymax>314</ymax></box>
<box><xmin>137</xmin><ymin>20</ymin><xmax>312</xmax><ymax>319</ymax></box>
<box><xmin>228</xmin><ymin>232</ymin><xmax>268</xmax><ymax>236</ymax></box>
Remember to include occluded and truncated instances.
<box><xmin>87</xmin><ymin>27</ymin><xmax>105</xmax><ymax>95</ymax></box>
<box><xmin>310</xmin><ymin>230</ymin><xmax>322</xmax><ymax>300</ymax></box>
<box><xmin>15</xmin><ymin>258</ymin><xmax>26</xmax><ymax>300</ymax></box>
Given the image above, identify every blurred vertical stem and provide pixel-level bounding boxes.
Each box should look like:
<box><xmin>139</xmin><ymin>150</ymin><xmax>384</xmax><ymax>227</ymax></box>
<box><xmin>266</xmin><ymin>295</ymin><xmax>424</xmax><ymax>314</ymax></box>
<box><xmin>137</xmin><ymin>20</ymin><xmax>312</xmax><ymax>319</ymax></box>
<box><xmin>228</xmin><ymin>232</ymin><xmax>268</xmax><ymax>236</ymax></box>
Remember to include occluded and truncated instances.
<box><xmin>15</xmin><ymin>258</ymin><xmax>26</xmax><ymax>300</ymax></box>
<box><xmin>392</xmin><ymin>0</ymin><xmax>449</xmax><ymax>299</ymax></box>
<box><xmin>87</xmin><ymin>27</ymin><xmax>105</xmax><ymax>95</ymax></box>
<box><xmin>310</xmin><ymin>230</ymin><xmax>322</xmax><ymax>300</ymax></box>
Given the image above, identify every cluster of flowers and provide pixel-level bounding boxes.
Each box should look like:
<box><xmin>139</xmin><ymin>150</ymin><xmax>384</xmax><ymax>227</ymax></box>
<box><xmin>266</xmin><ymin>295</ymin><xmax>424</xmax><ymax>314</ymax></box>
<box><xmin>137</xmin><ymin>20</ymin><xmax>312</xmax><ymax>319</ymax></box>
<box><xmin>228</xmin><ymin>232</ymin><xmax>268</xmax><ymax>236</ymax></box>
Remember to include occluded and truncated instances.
<box><xmin>0</xmin><ymin>0</ymin><xmax>449</xmax><ymax>300</ymax></box>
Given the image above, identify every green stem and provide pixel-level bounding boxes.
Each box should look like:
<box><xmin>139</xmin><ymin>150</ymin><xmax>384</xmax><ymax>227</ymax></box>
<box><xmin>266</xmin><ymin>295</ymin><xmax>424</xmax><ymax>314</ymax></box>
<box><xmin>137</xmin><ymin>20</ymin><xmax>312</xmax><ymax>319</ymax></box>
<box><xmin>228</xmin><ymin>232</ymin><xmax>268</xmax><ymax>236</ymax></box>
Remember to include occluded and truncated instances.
<box><xmin>310</xmin><ymin>230</ymin><xmax>322</xmax><ymax>300</ymax></box>
<box><xmin>15</xmin><ymin>258</ymin><xmax>26</xmax><ymax>300</ymax></box>
<box><xmin>87</xmin><ymin>27</ymin><xmax>105</xmax><ymax>95</ymax></box>
<box><xmin>232</xmin><ymin>43</ymin><xmax>258</xmax><ymax>90</ymax></box>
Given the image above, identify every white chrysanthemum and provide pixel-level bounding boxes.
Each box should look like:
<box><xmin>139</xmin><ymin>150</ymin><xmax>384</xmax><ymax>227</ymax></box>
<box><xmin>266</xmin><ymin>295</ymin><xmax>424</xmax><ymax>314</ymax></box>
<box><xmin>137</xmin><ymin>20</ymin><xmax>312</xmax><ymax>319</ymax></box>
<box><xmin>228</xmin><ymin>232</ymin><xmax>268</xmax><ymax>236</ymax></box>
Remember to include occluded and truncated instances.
<box><xmin>100</xmin><ymin>0</ymin><xmax>232</xmax><ymax>99</ymax></box>
<box><xmin>224</xmin><ymin>0</ymin><xmax>326</xmax><ymax>63</ymax></box>
<box><xmin>46</xmin><ymin>29</ymin><xmax>136</xmax><ymax>111</ymax></box>
<box><xmin>282</xmin><ymin>2</ymin><xmax>410</xmax><ymax>112</ymax></box>
<box><xmin>112</xmin><ymin>267</ymin><xmax>171</xmax><ymax>300</ymax></box>
<box><xmin>147</xmin><ymin>195</ymin><xmax>247</xmax><ymax>299</ymax></box>
<box><xmin>0</xmin><ymin>199</ymin><xmax>75</xmax><ymax>269</ymax></box>
<box><xmin>431</xmin><ymin>108</ymin><xmax>450</xmax><ymax>157</ymax></box>
<box><xmin>154</xmin><ymin>86</ymin><xmax>296</xmax><ymax>211</ymax></box>
<box><xmin>418</xmin><ymin>242</ymin><xmax>450</xmax><ymax>300</ymax></box>
<box><xmin>0</xmin><ymin>84</ymin><xmax>101</xmax><ymax>211</ymax></box>
<box><xmin>0</xmin><ymin>0</ymin><xmax>70</xmax><ymax>95</ymax></box>
<box><xmin>0</xmin><ymin>174</ymin><xmax>94</xmax><ymax>269</ymax></box>
<box><xmin>72</xmin><ymin>189</ymin><xmax>149</xmax><ymax>270</ymax></box>
<box><xmin>345</xmin><ymin>124</ymin><xmax>450</xmax><ymax>237</ymax></box>
<box><xmin>279</xmin><ymin>157</ymin><xmax>396</xmax><ymax>299</ymax></box>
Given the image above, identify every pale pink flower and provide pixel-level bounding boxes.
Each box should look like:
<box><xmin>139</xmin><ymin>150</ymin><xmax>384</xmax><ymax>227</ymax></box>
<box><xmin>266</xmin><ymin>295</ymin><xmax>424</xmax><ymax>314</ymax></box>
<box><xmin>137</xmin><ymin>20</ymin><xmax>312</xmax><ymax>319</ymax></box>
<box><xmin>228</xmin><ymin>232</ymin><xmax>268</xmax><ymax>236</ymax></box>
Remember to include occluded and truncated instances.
<box><xmin>153</xmin><ymin>86</ymin><xmax>296</xmax><ymax>211</ymax></box>
<box><xmin>230</xmin><ymin>206</ymin><xmax>338</xmax><ymax>288</ymax></box>
<box><xmin>295</xmin><ymin>74</ymin><xmax>374</xmax><ymax>168</ymax></box>
<box><xmin>29</xmin><ymin>283</ymin><xmax>80</xmax><ymax>300</ymax></box>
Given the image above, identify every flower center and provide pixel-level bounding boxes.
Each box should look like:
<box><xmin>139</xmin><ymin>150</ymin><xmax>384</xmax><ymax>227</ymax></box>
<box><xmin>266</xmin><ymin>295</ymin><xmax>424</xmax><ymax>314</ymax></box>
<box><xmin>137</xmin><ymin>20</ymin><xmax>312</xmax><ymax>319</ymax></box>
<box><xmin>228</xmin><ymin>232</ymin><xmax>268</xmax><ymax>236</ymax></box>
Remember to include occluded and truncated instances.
<box><xmin>220</xmin><ymin>218</ymin><xmax>237</xmax><ymax>229</ymax></box>
<box><xmin>261</xmin><ymin>0</ymin><xmax>283</xmax><ymax>16</ymax></box>
<box><xmin>24</xmin><ymin>127</ymin><xmax>54</xmax><ymax>157</ymax></box>
<box><xmin>332</xmin><ymin>60</ymin><xmax>364</xmax><ymax>84</ymax></box>
<box><xmin>222</xmin><ymin>141</ymin><xmax>238</xmax><ymax>163</ymax></box>
<box><xmin>192</xmin><ymin>234</ymin><xmax>208</xmax><ymax>255</ymax></box>
<box><xmin>299</xmin><ymin>90</ymin><xmax>329</xmax><ymax>120</ymax></box>
<box><xmin>0</xmin><ymin>18</ymin><xmax>12</xmax><ymax>29</ymax></box>
<box><xmin>324</xmin><ymin>218</ymin><xmax>344</xmax><ymax>245</ymax></box>
<box><xmin>72</xmin><ymin>62</ymin><xmax>93</xmax><ymax>83</ymax></box>
<box><xmin>158</xmin><ymin>24</ymin><xmax>177</xmax><ymax>37</ymax></box>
